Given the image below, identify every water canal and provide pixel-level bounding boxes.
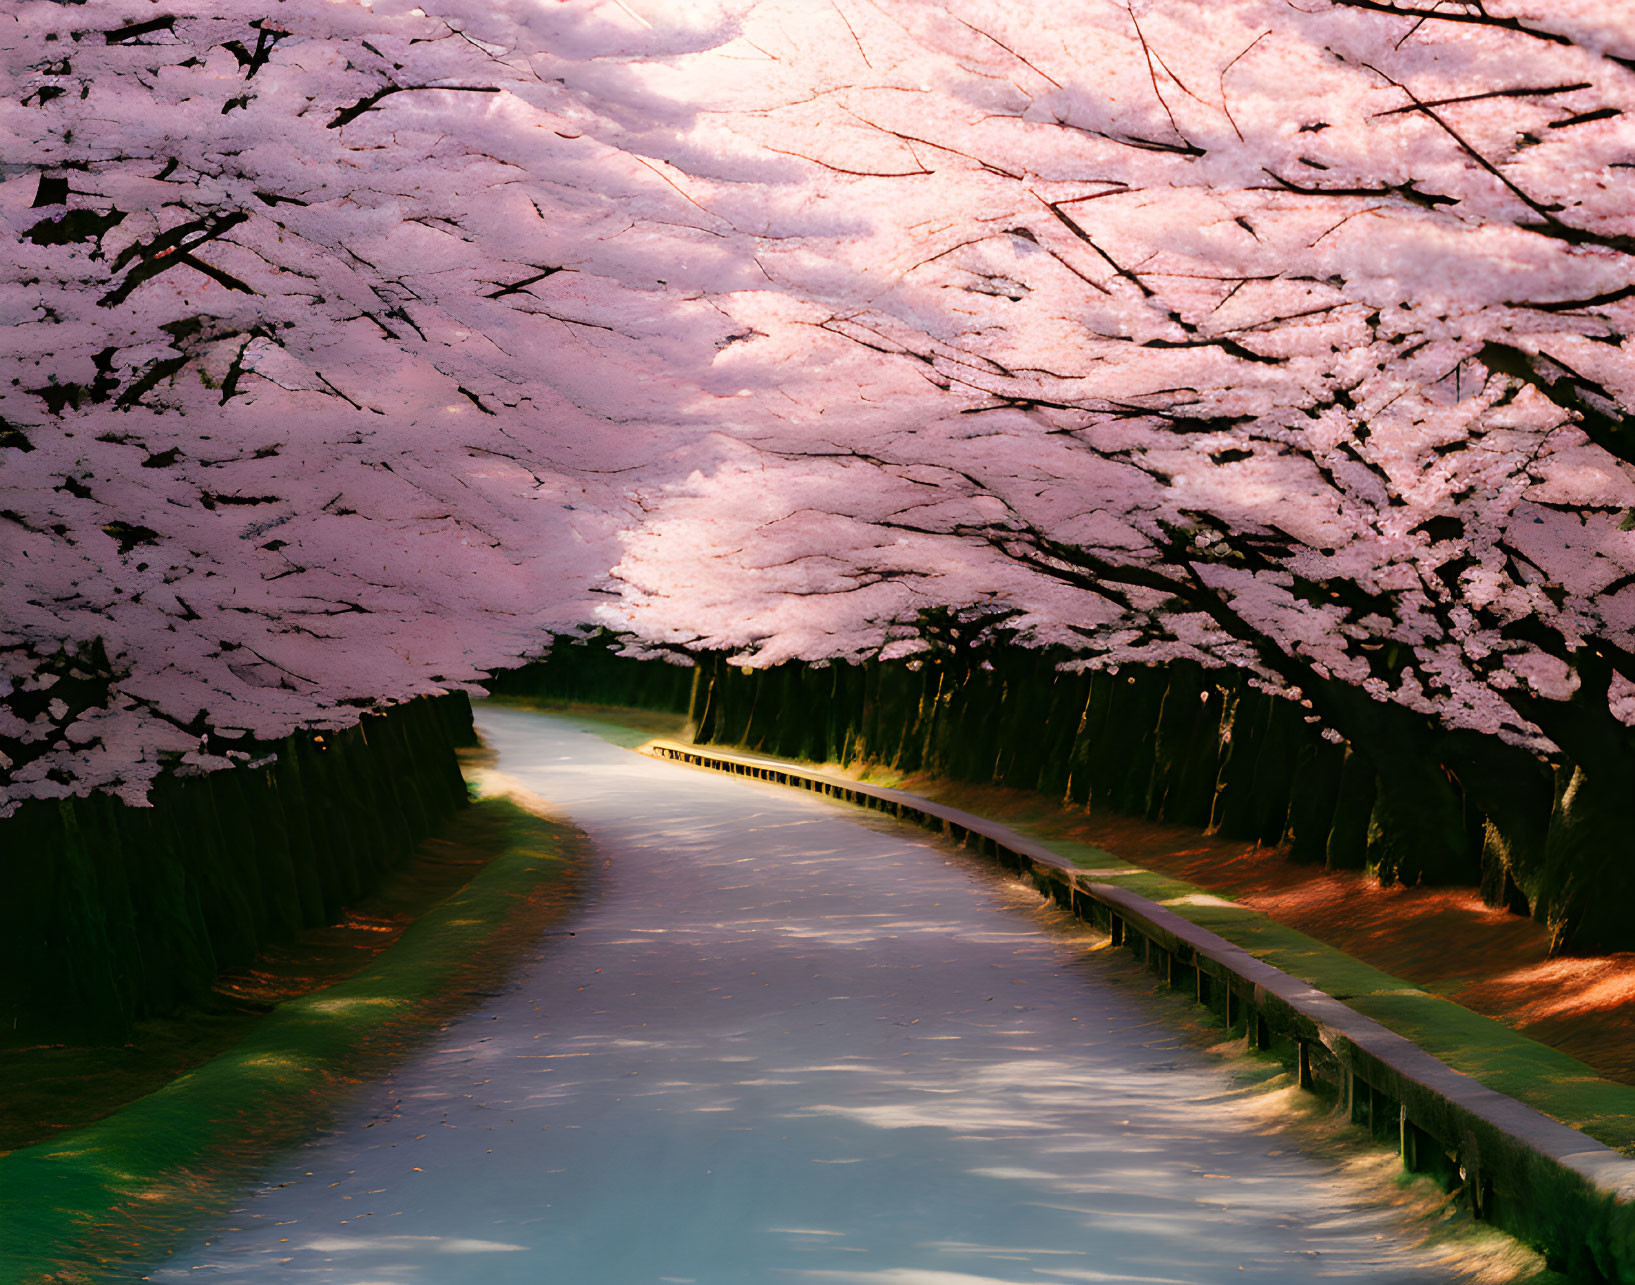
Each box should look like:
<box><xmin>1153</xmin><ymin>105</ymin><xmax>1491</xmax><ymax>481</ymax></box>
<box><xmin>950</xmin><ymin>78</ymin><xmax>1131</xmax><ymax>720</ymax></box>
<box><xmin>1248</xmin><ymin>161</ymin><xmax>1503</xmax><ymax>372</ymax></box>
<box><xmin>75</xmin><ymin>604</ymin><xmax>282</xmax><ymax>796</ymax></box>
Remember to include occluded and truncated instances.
<box><xmin>151</xmin><ymin>706</ymin><xmax>1486</xmax><ymax>1283</ymax></box>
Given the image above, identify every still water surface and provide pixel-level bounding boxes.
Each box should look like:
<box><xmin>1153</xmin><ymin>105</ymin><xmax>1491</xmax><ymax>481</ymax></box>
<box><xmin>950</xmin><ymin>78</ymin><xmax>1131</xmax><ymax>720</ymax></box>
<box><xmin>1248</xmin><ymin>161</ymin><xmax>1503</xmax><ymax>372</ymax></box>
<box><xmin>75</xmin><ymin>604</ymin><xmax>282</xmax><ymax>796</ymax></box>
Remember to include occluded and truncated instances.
<box><xmin>153</xmin><ymin>705</ymin><xmax>1464</xmax><ymax>1284</ymax></box>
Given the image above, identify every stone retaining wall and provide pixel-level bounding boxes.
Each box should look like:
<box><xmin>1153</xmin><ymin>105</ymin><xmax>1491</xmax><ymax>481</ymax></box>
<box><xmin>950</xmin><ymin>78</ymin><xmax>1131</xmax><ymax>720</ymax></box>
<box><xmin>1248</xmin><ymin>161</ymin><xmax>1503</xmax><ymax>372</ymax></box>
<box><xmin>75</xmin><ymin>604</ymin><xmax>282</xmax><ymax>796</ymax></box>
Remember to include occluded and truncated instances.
<box><xmin>647</xmin><ymin>738</ymin><xmax>1635</xmax><ymax>1285</ymax></box>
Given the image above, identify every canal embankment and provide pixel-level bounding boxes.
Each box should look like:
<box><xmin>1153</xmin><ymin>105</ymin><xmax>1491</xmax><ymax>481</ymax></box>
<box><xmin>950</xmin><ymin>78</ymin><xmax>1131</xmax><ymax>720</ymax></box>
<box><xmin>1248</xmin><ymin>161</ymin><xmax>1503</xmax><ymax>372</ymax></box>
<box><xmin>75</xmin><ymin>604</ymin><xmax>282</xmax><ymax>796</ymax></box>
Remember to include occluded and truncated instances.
<box><xmin>0</xmin><ymin>790</ymin><xmax>585</xmax><ymax>1283</ymax></box>
<box><xmin>1</xmin><ymin>693</ymin><xmax>478</xmax><ymax>1045</ymax></box>
<box><xmin>142</xmin><ymin>704</ymin><xmax>1544</xmax><ymax>1285</ymax></box>
<box><xmin>644</xmin><ymin>735</ymin><xmax>1635</xmax><ymax>1284</ymax></box>
<box><xmin>496</xmin><ymin>643</ymin><xmax>1635</xmax><ymax>1115</ymax></box>
<box><xmin>502</xmin><ymin>632</ymin><xmax>1630</xmax><ymax>961</ymax></box>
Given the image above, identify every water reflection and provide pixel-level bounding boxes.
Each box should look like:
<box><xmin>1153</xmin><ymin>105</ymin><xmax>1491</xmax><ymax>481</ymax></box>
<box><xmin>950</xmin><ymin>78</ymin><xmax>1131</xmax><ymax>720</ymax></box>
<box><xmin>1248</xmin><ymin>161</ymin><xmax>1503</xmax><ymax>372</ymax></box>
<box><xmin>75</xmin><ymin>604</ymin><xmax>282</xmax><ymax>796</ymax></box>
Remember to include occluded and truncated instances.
<box><xmin>151</xmin><ymin>707</ymin><xmax>1514</xmax><ymax>1283</ymax></box>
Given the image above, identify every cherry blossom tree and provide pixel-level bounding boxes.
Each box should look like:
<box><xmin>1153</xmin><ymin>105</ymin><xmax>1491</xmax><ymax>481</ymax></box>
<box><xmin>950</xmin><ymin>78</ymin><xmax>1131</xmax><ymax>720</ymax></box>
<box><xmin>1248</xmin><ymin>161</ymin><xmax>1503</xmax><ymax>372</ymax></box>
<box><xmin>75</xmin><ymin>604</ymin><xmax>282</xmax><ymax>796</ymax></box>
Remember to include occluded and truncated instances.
<box><xmin>1</xmin><ymin>0</ymin><xmax>756</xmax><ymax>806</ymax></box>
<box><xmin>593</xmin><ymin>0</ymin><xmax>1635</xmax><ymax>944</ymax></box>
<box><xmin>7</xmin><ymin>0</ymin><xmax>1635</xmax><ymax>946</ymax></box>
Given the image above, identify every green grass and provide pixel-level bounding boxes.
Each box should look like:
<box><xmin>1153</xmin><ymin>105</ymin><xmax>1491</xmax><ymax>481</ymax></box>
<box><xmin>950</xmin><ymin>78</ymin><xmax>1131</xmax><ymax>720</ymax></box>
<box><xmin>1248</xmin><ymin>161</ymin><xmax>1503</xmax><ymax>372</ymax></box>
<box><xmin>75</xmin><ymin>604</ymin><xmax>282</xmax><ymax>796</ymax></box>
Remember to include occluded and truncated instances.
<box><xmin>634</xmin><ymin>737</ymin><xmax>1635</xmax><ymax>1151</ymax></box>
<box><xmin>0</xmin><ymin>796</ymin><xmax>578</xmax><ymax>1284</ymax></box>
<box><xmin>822</xmin><ymin>762</ymin><xmax>1635</xmax><ymax>1150</ymax></box>
<box><xmin>952</xmin><ymin>811</ymin><xmax>1635</xmax><ymax>1152</ymax></box>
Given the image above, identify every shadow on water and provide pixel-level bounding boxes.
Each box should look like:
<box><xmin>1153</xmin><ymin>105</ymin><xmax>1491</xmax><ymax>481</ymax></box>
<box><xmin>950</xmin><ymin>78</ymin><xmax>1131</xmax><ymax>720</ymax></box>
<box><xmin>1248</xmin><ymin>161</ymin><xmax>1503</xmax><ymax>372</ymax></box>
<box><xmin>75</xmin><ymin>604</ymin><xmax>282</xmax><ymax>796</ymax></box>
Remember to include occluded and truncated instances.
<box><xmin>0</xmin><ymin>798</ymin><xmax>586</xmax><ymax>1283</ymax></box>
<box><xmin>145</xmin><ymin>707</ymin><xmax>1557</xmax><ymax>1284</ymax></box>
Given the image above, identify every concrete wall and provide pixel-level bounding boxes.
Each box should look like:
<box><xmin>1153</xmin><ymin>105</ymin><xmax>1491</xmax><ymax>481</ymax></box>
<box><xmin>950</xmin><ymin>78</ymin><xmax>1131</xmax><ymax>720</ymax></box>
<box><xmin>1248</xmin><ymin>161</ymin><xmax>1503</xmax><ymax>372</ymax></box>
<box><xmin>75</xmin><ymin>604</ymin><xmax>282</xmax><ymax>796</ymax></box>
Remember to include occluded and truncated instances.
<box><xmin>650</xmin><ymin>739</ymin><xmax>1635</xmax><ymax>1285</ymax></box>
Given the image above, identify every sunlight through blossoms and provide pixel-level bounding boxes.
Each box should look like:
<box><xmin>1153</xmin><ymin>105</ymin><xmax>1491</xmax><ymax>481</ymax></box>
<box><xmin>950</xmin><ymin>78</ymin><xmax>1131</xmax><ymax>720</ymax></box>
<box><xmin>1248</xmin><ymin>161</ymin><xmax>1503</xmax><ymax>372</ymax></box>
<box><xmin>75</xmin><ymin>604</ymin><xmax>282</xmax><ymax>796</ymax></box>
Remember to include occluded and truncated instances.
<box><xmin>4</xmin><ymin>0</ymin><xmax>1634</xmax><ymax>807</ymax></box>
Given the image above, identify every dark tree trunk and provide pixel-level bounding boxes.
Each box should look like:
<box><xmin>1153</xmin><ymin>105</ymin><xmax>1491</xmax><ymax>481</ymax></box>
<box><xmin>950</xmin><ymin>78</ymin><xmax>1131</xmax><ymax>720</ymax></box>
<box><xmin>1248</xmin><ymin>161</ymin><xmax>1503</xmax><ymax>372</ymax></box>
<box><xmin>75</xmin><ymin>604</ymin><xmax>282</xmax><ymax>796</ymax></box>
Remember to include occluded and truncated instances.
<box><xmin>1313</xmin><ymin>682</ymin><xmax>1474</xmax><ymax>885</ymax></box>
<box><xmin>1537</xmin><ymin>762</ymin><xmax>1635</xmax><ymax>954</ymax></box>
<box><xmin>1108</xmin><ymin>670</ymin><xmax>1166</xmax><ymax>815</ymax></box>
<box><xmin>1160</xmin><ymin>669</ymin><xmax>1227</xmax><ymax>829</ymax></box>
<box><xmin>1440</xmin><ymin>730</ymin><xmax>1551</xmax><ymax>917</ymax></box>
<box><xmin>1285</xmin><ymin>736</ymin><xmax>1346</xmax><ymax>864</ymax></box>
<box><xmin>1210</xmin><ymin>685</ymin><xmax>1268</xmax><ymax>838</ymax></box>
<box><xmin>1033</xmin><ymin>670</ymin><xmax>1088</xmax><ymax>801</ymax></box>
<box><xmin>1325</xmin><ymin>745</ymin><xmax>1377</xmax><ymax>870</ymax></box>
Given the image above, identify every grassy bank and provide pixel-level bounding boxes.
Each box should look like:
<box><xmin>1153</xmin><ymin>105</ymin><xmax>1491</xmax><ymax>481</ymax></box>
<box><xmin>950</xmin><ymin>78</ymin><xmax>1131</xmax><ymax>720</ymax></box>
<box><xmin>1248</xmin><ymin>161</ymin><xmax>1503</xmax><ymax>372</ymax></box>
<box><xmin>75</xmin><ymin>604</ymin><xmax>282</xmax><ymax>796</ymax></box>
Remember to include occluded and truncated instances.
<box><xmin>838</xmin><ymin>764</ymin><xmax>1635</xmax><ymax>1154</ymax></box>
<box><xmin>0</xmin><ymin>793</ymin><xmax>583</xmax><ymax>1284</ymax></box>
<box><xmin>1</xmin><ymin>694</ymin><xmax>476</xmax><ymax>1044</ymax></box>
<box><xmin>510</xmin><ymin>701</ymin><xmax>1635</xmax><ymax>1156</ymax></box>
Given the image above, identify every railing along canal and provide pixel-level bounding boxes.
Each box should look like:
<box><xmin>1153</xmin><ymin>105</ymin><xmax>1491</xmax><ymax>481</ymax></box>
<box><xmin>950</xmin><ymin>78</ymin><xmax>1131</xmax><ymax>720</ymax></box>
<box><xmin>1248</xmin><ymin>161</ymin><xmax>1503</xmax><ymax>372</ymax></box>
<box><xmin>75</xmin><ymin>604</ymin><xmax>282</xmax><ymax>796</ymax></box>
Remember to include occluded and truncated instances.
<box><xmin>644</xmin><ymin>738</ymin><xmax>1635</xmax><ymax>1285</ymax></box>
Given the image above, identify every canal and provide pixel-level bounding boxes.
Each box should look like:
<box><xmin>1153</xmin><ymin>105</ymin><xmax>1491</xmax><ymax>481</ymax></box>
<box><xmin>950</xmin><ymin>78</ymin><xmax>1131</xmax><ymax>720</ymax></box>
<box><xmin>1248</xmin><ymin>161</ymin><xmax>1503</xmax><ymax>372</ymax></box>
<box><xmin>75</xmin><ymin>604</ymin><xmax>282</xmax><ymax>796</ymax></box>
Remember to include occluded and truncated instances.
<box><xmin>151</xmin><ymin>705</ymin><xmax>1475</xmax><ymax>1283</ymax></box>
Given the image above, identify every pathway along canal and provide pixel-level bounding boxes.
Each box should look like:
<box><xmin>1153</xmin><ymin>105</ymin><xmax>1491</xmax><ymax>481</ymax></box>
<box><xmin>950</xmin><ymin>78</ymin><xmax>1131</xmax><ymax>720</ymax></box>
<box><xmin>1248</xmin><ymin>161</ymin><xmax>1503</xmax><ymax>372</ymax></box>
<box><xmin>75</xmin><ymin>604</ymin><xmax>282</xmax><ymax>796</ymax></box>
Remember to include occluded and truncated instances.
<box><xmin>153</xmin><ymin>706</ymin><xmax>1497</xmax><ymax>1283</ymax></box>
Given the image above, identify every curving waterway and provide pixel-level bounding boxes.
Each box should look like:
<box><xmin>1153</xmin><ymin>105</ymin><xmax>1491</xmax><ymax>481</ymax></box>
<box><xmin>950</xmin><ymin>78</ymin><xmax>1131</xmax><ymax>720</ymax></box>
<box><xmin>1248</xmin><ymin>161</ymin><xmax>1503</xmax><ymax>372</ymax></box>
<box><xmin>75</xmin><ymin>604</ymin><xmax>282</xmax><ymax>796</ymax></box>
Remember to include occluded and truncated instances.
<box><xmin>152</xmin><ymin>705</ymin><xmax>1471</xmax><ymax>1284</ymax></box>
